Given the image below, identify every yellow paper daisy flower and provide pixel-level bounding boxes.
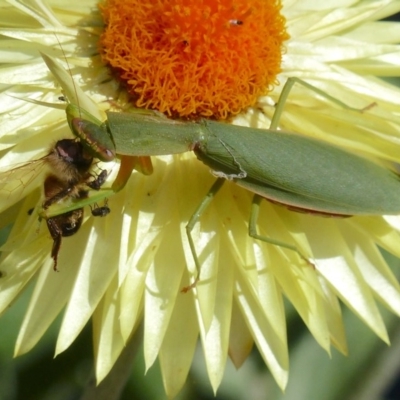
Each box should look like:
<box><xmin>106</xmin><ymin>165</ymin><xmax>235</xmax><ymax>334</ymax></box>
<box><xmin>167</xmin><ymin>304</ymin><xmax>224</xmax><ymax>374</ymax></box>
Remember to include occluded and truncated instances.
<box><xmin>1</xmin><ymin>0</ymin><xmax>400</xmax><ymax>397</ymax></box>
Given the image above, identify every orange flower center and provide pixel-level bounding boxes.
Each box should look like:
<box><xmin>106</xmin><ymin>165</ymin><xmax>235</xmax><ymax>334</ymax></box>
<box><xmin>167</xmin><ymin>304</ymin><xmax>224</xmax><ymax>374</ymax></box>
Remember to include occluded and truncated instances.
<box><xmin>99</xmin><ymin>0</ymin><xmax>288</xmax><ymax>119</ymax></box>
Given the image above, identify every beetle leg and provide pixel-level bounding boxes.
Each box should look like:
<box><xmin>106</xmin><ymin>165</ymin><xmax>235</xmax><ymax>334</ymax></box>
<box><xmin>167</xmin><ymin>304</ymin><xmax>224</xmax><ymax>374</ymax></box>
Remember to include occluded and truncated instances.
<box><xmin>87</xmin><ymin>169</ymin><xmax>108</xmax><ymax>190</ymax></box>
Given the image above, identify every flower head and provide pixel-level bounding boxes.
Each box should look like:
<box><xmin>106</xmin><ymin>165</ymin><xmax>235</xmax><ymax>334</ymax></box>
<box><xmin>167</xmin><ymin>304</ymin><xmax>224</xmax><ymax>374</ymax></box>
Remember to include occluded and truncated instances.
<box><xmin>1</xmin><ymin>0</ymin><xmax>400</xmax><ymax>398</ymax></box>
<box><xmin>99</xmin><ymin>0</ymin><xmax>288</xmax><ymax>119</ymax></box>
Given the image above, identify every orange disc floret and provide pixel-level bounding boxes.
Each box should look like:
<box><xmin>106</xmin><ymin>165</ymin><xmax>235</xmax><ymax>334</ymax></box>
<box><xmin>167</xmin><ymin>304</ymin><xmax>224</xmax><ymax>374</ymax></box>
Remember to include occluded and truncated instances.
<box><xmin>99</xmin><ymin>0</ymin><xmax>288</xmax><ymax>119</ymax></box>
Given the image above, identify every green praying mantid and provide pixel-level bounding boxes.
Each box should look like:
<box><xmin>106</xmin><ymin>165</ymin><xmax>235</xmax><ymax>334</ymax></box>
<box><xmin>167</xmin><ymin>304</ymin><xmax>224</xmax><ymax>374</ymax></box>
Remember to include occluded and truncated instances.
<box><xmin>41</xmin><ymin>54</ymin><xmax>400</xmax><ymax>288</ymax></box>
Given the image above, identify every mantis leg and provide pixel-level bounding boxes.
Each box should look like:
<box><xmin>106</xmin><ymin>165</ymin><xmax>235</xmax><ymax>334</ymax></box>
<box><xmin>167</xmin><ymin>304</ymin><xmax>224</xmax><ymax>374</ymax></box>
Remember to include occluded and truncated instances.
<box><xmin>184</xmin><ymin>183</ymin><xmax>314</xmax><ymax>292</ymax></box>
<box><xmin>270</xmin><ymin>77</ymin><xmax>361</xmax><ymax>130</ymax></box>
<box><xmin>183</xmin><ymin>178</ymin><xmax>225</xmax><ymax>292</ymax></box>
<box><xmin>249</xmin><ymin>194</ymin><xmax>311</xmax><ymax>264</ymax></box>
<box><xmin>186</xmin><ymin>77</ymin><xmax>350</xmax><ymax>288</ymax></box>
